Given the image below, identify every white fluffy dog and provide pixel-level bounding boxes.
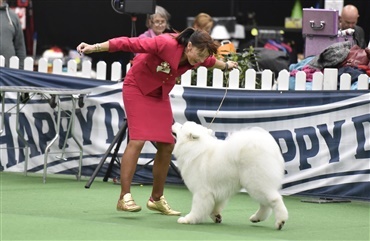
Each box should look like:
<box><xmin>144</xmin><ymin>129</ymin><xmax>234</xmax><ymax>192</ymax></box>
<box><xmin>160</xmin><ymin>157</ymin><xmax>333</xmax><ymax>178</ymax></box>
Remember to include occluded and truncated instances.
<box><xmin>172</xmin><ymin>121</ymin><xmax>288</xmax><ymax>230</ymax></box>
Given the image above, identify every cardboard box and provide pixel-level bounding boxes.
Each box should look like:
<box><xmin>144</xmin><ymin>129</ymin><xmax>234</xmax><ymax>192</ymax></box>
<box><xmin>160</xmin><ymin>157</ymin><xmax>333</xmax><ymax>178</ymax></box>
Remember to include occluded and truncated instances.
<box><xmin>285</xmin><ymin>17</ymin><xmax>302</xmax><ymax>29</ymax></box>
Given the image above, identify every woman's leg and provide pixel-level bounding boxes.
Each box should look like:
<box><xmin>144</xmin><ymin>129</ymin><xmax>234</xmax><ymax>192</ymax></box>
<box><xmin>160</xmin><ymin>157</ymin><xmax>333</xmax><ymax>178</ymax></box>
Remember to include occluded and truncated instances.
<box><xmin>146</xmin><ymin>142</ymin><xmax>180</xmax><ymax>215</ymax></box>
<box><xmin>151</xmin><ymin>142</ymin><xmax>174</xmax><ymax>200</ymax></box>
<box><xmin>119</xmin><ymin>139</ymin><xmax>145</xmax><ymax>199</ymax></box>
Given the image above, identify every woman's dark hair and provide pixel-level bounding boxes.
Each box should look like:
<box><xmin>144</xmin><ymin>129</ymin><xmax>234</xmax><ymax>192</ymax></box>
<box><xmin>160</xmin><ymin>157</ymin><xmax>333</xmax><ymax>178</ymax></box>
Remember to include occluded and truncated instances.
<box><xmin>175</xmin><ymin>27</ymin><xmax>219</xmax><ymax>55</ymax></box>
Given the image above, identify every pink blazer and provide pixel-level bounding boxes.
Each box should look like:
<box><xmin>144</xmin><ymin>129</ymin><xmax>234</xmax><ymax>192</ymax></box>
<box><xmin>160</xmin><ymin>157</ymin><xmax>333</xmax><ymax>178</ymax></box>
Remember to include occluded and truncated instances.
<box><xmin>109</xmin><ymin>33</ymin><xmax>216</xmax><ymax>99</ymax></box>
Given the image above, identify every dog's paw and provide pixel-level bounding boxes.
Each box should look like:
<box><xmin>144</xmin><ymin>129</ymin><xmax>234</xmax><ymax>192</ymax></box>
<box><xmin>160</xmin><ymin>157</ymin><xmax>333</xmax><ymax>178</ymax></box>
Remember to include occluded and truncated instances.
<box><xmin>211</xmin><ymin>214</ymin><xmax>222</xmax><ymax>223</ymax></box>
<box><xmin>275</xmin><ymin>220</ymin><xmax>285</xmax><ymax>230</ymax></box>
<box><xmin>249</xmin><ymin>214</ymin><xmax>261</xmax><ymax>223</ymax></box>
<box><xmin>177</xmin><ymin>217</ymin><xmax>189</xmax><ymax>224</ymax></box>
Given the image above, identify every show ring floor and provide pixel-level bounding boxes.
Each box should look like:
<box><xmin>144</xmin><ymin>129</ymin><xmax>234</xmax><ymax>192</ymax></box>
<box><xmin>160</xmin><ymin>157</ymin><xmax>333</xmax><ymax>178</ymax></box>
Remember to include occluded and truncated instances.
<box><xmin>1</xmin><ymin>172</ymin><xmax>369</xmax><ymax>241</ymax></box>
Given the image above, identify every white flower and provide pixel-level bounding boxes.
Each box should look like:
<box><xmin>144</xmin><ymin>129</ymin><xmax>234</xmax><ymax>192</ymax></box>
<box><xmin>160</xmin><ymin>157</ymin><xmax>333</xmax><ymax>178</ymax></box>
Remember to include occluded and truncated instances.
<box><xmin>156</xmin><ymin>61</ymin><xmax>171</xmax><ymax>74</ymax></box>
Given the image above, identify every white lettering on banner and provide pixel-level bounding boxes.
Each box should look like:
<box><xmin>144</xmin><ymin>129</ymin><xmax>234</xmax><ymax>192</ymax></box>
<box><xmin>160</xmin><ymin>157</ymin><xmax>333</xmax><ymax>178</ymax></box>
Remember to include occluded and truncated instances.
<box><xmin>0</xmin><ymin>89</ymin><xmax>157</xmax><ymax>171</ymax></box>
<box><xmin>195</xmin><ymin>93</ymin><xmax>370</xmax><ymax>195</ymax></box>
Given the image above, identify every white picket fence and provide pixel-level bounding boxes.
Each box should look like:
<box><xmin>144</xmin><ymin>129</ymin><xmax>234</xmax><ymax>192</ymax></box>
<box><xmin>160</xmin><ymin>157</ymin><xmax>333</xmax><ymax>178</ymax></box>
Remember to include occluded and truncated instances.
<box><xmin>1</xmin><ymin>55</ymin><xmax>369</xmax><ymax>90</ymax></box>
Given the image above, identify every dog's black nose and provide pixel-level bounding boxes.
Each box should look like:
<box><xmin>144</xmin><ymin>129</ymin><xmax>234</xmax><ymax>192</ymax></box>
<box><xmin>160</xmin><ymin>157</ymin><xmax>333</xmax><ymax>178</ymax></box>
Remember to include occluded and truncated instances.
<box><xmin>172</xmin><ymin>131</ymin><xmax>177</xmax><ymax>143</ymax></box>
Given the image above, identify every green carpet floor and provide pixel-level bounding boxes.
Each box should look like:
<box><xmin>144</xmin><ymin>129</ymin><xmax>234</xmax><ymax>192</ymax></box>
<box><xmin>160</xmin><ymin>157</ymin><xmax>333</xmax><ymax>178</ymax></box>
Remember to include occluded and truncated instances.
<box><xmin>1</xmin><ymin>172</ymin><xmax>369</xmax><ymax>241</ymax></box>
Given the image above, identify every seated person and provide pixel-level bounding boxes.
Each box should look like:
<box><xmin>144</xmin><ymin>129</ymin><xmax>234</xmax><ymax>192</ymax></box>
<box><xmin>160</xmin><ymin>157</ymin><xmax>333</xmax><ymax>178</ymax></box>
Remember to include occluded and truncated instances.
<box><xmin>138</xmin><ymin>5</ymin><xmax>171</xmax><ymax>39</ymax></box>
<box><xmin>192</xmin><ymin>13</ymin><xmax>214</xmax><ymax>34</ymax></box>
<box><xmin>339</xmin><ymin>4</ymin><xmax>366</xmax><ymax>49</ymax></box>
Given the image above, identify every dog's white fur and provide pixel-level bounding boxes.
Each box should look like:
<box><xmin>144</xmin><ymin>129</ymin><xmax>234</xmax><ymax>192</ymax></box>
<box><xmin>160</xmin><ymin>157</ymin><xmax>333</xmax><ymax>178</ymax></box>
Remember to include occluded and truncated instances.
<box><xmin>172</xmin><ymin>121</ymin><xmax>288</xmax><ymax>230</ymax></box>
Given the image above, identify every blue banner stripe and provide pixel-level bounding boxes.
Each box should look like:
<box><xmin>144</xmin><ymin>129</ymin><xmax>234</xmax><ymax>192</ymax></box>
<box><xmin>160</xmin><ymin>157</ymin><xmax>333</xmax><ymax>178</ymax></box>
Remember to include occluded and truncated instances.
<box><xmin>206</xmin><ymin>100</ymin><xmax>370</xmax><ymax>124</ymax></box>
<box><xmin>1</xmin><ymin>67</ymin><xmax>117</xmax><ymax>90</ymax></box>
<box><xmin>183</xmin><ymin>87</ymin><xmax>369</xmax><ymax>110</ymax></box>
<box><xmin>283</xmin><ymin>169</ymin><xmax>370</xmax><ymax>189</ymax></box>
<box><xmin>297</xmin><ymin>182</ymin><xmax>370</xmax><ymax>201</ymax></box>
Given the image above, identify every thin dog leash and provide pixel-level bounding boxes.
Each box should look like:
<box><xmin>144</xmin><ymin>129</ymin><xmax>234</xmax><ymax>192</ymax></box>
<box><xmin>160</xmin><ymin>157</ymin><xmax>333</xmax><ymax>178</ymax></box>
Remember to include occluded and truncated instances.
<box><xmin>207</xmin><ymin>67</ymin><xmax>231</xmax><ymax>128</ymax></box>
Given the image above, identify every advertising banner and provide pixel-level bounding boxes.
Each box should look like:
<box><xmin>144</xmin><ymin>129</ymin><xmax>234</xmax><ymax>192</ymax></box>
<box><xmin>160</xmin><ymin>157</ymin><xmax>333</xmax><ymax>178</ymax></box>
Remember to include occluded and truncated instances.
<box><xmin>1</xmin><ymin>67</ymin><xmax>369</xmax><ymax>200</ymax></box>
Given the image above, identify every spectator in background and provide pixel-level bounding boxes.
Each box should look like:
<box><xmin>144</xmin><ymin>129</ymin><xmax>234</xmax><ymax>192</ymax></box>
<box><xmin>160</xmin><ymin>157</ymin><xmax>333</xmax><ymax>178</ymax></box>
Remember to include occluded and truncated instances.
<box><xmin>192</xmin><ymin>13</ymin><xmax>214</xmax><ymax>34</ymax></box>
<box><xmin>340</xmin><ymin>4</ymin><xmax>366</xmax><ymax>49</ymax></box>
<box><xmin>0</xmin><ymin>0</ymin><xmax>26</xmax><ymax>68</ymax></box>
<box><xmin>138</xmin><ymin>5</ymin><xmax>171</xmax><ymax>39</ymax></box>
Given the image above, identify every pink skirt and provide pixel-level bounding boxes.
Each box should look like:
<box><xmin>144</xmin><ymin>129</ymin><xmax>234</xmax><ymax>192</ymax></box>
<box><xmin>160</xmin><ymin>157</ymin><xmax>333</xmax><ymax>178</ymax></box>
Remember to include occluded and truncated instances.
<box><xmin>122</xmin><ymin>81</ymin><xmax>174</xmax><ymax>144</ymax></box>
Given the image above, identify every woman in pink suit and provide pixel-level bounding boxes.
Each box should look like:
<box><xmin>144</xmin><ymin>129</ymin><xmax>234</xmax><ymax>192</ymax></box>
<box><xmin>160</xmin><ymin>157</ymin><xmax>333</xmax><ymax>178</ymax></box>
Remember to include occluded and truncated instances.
<box><xmin>77</xmin><ymin>27</ymin><xmax>238</xmax><ymax>216</ymax></box>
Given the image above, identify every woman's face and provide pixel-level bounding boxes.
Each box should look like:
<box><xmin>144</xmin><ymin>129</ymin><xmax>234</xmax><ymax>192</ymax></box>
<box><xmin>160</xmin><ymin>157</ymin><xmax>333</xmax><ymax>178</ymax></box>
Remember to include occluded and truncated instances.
<box><xmin>186</xmin><ymin>42</ymin><xmax>210</xmax><ymax>66</ymax></box>
<box><xmin>150</xmin><ymin>15</ymin><xmax>167</xmax><ymax>35</ymax></box>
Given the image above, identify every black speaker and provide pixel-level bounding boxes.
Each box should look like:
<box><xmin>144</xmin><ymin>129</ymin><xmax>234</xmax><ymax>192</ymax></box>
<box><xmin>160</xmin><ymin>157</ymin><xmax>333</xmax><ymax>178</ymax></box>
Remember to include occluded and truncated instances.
<box><xmin>112</xmin><ymin>0</ymin><xmax>156</xmax><ymax>15</ymax></box>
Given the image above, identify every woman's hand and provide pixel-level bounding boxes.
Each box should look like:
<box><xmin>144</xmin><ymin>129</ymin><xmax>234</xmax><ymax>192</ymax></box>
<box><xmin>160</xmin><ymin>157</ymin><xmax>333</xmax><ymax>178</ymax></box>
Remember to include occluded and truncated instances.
<box><xmin>214</xmin><ymin>59</ymin><xmax>238</xmax><ymax>71</ymax></box>
<box><xmin>76</xmin><ymin>42</ymin><xmax>95</xmax><ymax>55</ymax></box>
<box><xmin>224</xmin><ymin>60</ymin><xmax>238</xmax><ymax>71</ymax></box>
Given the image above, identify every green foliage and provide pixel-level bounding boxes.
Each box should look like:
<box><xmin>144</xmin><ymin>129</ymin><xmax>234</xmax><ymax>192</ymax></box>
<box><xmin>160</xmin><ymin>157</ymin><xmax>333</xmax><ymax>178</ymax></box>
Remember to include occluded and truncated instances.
<box><xmin>191</xmin><ymin>46</ymin><xmax>261</xmax><ymax>88</ymax></box>
<box><xmin>224</xmin><ymin>46</ymin><xmax>261</xmax><ymax>88</ymax></box>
